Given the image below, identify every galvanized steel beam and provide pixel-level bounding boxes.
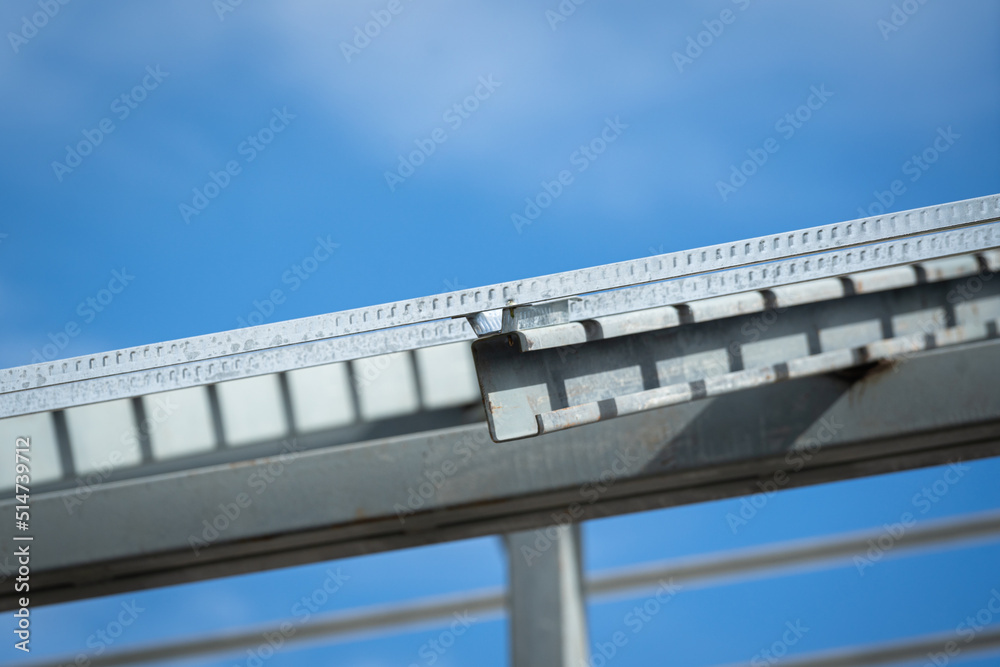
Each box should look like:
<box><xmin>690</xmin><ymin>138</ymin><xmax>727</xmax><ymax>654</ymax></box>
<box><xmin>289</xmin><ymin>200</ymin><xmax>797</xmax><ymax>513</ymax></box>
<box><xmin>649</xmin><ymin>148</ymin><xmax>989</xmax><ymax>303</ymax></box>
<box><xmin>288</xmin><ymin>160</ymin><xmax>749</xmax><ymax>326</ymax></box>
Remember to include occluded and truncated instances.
<box><xmin>1</xmin><ymin>339</ymin><xmax>998</xmax><ymax>609</ymax></box>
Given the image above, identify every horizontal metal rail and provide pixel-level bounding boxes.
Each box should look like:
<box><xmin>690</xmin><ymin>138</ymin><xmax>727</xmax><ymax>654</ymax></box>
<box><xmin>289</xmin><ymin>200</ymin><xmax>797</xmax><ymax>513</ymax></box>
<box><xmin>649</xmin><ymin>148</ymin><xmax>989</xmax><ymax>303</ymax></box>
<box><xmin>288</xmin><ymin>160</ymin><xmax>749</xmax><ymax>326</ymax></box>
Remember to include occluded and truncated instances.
<box><xmin>710</xmin><ymin>627</ymin><xmax>1000</xmax><ymax>667</ymax></box>
<box><xmin>587</xmin><ymin>509</ymin><xmax>1000</xmax><ymax>600</ymax></box>
<box><xmin>2</xmin><ymin>194</ymin><xmax>998</xmax><ymax>418</ymax></box>
<box><xmin>17</xmin><ymin>509</ymin><xmax>1000</xmax><ymax>667</ymax></box>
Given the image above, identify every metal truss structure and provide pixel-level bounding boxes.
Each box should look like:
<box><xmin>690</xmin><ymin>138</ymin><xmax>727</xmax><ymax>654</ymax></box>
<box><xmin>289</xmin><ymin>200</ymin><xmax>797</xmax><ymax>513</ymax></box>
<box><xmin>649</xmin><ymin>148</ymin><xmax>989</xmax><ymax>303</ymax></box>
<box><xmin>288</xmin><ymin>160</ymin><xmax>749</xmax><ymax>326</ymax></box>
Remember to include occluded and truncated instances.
<box><xmin>2</xmin><ymin>194</ymin><xmax>999</xmax><ymax>666</ymax></box>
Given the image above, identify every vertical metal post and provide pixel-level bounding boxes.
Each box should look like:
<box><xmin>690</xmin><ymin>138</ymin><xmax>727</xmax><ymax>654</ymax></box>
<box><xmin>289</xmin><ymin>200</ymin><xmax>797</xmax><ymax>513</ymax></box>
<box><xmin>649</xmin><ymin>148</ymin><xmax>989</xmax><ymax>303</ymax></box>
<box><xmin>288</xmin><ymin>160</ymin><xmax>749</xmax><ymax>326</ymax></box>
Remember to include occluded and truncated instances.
<box><xmin>506</xmin><ymin>524</ymin><xmax>589</xmax><ymax>667</ymax></box>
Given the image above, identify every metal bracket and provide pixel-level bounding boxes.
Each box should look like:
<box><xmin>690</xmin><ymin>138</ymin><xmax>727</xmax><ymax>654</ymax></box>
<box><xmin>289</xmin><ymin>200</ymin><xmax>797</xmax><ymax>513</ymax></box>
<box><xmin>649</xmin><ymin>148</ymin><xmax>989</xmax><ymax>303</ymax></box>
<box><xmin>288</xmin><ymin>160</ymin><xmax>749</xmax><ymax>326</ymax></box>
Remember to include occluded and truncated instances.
<box><xmin>472</xmin><ymin>251</ymin><xmax>1000</xmax><ymax>441</ymax></box>
<box><xmin>465</xmin><ymin>309</ymin><xmax>503</xmax><ymax>336</ymax></box>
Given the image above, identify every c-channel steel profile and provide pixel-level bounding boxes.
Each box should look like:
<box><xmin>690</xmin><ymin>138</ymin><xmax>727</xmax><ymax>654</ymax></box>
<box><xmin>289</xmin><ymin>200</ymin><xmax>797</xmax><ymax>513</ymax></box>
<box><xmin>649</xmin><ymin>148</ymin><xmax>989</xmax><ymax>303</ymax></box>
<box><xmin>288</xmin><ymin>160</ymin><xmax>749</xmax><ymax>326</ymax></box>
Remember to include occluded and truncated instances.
<box><xmin>2</xmin><ymin>338</ymin><xmax>999</xmax><ymax>609</ymax></box>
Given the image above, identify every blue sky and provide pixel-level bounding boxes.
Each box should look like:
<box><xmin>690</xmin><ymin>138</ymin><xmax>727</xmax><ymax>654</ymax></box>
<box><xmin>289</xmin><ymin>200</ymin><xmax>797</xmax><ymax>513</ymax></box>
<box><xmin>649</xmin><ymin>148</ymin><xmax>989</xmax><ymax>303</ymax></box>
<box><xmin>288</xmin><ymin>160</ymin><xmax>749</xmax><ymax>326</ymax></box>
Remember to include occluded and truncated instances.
<box><xmin>1</xmin><ymin>0</ymin><xmax>999</xmax><ymax>665</ymax></box>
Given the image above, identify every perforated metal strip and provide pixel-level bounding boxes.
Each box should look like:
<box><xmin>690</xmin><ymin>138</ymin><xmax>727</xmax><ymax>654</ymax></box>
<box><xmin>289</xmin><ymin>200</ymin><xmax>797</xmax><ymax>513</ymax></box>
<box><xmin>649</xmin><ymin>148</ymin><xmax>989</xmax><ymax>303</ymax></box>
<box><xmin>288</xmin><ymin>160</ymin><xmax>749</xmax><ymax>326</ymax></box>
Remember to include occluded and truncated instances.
<box><xmin>2</xmin><ymin>196</ymin><xmax>998</xmax><ymax>419</ymax></box>
<box><xmin>505</xmin><ymin>221</ymin><xmax>1000</xmax><ymax>330</ymax></box>
<box><xmin>1</xmin><ymin>319</ymin><xmax>476</xmax><ymax>419</ymax></box>
<box><xmin>3</xmin><ymin>195</ymin><xmax>997</xmax><ymax>397</ymax></box>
